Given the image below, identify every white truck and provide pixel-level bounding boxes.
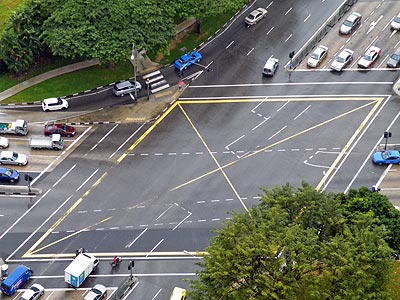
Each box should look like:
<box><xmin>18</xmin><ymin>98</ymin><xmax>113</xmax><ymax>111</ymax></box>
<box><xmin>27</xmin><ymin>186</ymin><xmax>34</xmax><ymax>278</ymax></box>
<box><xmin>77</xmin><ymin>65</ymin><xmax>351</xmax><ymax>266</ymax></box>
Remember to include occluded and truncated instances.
<box><xmin>64</xmin><ymin>253</ymin><xmax>99</xmax><ymax>288</ymax></box>
<box><xmin>29</xmin><ymin>134</ymin><xmax>64</xmax><ymax>150</ymax></box>
<box><xmin>0</xmin><ymin>119</ymin><xmax>28</xmax><ymax>136</ymax></box>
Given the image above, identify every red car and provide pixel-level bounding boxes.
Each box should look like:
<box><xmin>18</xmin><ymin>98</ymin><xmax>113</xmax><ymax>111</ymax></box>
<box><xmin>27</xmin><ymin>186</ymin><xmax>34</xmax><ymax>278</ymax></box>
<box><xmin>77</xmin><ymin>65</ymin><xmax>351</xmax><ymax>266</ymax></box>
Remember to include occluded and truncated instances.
<box><xmin>357</xmin><ymin>46</ymin><xmax>381</xmax><ymax>68</ymax></box>
<box><xmin>44</xmin><ymin>123</ymin><xmax>76</xmax><ymax>137</ymax></box>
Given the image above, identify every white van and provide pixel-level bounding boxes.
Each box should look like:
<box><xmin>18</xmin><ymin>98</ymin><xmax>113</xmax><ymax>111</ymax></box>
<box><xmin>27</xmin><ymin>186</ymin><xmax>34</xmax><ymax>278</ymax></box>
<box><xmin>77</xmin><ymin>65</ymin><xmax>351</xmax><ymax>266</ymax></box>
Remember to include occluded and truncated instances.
<box><xmin>169</xmin><ymin>287</ymin><xmax>187</xmax><ymax>300</ymax></box>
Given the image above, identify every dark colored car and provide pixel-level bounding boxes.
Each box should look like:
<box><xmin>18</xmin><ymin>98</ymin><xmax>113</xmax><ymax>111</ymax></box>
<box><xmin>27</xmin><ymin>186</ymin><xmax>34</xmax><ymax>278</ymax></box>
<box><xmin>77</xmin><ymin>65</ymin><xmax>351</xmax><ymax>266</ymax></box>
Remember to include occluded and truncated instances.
<box><xmin>44</xmin><ymin>123</ymin><xmax>76</xmax><ymax>137</ymax></box>
<box><xmin>387</xmin><ymin>47</ymin><xmax>400</xmax><ymax>68</ymax></box>
<box><xmin>0</xmin><ymin>167</ymin><xmax>19</xmax><ymax>182</ymax></box>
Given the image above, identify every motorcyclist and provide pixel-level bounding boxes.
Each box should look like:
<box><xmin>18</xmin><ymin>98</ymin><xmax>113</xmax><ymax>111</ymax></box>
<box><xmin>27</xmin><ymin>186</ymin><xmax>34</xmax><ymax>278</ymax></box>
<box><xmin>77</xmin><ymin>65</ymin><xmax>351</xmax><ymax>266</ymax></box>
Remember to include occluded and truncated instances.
<box><xmin>113</xmin><ymin>256</ymin><xmax>121</xmax><ymax>265</ymax></box>
<box><xmin>75</xmin><ymin>247</ymin><xmax>86</xmax><ymax>257</ymax></box>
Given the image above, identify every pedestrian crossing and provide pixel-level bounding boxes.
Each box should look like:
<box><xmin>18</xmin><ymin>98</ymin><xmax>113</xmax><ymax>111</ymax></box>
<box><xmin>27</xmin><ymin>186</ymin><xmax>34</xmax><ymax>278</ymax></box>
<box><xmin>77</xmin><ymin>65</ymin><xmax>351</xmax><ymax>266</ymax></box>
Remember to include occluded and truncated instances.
<box><xmin>143</xmin><ymin>70</ymin><xmax>170</xmax><ymax>93</ymax></box>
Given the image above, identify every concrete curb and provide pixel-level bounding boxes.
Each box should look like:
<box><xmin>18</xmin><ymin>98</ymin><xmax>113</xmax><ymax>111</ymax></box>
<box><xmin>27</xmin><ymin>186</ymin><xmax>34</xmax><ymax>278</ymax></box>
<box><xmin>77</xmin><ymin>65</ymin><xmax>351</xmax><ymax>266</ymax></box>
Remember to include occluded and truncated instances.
<box><xmin>0</xmin><ymin>186</ymin><xmax>41</xmax><ymax>196</ymax></box>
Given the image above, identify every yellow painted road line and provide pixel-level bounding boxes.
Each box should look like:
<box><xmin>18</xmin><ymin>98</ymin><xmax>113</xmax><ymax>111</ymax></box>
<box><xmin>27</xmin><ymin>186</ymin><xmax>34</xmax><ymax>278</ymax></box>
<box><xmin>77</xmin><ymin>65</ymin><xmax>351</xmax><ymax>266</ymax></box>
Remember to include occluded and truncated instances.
<box><xmin>25</xmin><ymin>103</ymin><xmax>180</xmax><ymax>257</ymax></box>
<box><xmin>23</xmin><ymin>172</ymin><xmax>109</xmax><ymax>258</ymax></box>
<box><xmin>171</xmin><ymin>99</ymin><xmax>378</xmax><ymax>192</ymax></box>
<box><xmin>176</xmin><ymin>97</ymin><xmax>377</xmax><ymax>105</ymax></box>
<box><xmin>30</xmin><ymin>217</ymin><xmax>112</xmax><ymax>255</ymax></box>
<box><xmin>316</xmin><ymin>98</ymin><xmax>383</xmax><ymax>191</ymax></box>
<box><xmin>116</xmin><ymin>101</ymin><xmax>179</xmax><ymax>165</ymax></box>
<box><xmin>178</xmin><ymin>103</ymin><xmax>249</xmax><ymax>213</ymax></box>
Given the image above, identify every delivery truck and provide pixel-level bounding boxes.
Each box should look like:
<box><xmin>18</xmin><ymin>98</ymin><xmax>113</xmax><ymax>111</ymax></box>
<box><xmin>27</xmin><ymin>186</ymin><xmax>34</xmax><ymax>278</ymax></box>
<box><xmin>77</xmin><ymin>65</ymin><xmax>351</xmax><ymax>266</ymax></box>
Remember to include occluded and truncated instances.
<box><xmin>0</xmin><ymin>119</ymin><xmax>28</xmax><ymax>136</ymax></box>
<box><xmin>64</xmin><ymin>253</ymin><xmax>99</xmax><ymax>288</ymax></box>
<box><xmin>0</xmin><ymin>265</ymin><xmax>33</xmax><ymax>296</ymax></box>
<box><xmin>29</xmin><ymin>134</ymin><xmax>64</xmax><ymax>150</ymax></box>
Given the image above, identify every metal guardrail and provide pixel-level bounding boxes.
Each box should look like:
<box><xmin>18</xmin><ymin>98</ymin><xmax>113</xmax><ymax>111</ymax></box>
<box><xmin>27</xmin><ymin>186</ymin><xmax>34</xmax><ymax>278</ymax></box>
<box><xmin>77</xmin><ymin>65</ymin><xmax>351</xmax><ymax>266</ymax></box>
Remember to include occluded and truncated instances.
<box><xmin>108</xmin><ymin>276</ymin><xmax>138</xmax><ymax>300</ymax></box>
<box><xmin>285</xmin><ymin>0</ymin><xmax>358</xmax><ymax>69</ymax></box>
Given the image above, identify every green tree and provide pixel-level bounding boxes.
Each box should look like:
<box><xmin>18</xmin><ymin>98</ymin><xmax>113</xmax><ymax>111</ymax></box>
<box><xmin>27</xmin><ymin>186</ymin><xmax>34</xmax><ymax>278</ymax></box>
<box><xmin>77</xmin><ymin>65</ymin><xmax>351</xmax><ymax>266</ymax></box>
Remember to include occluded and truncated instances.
<box><xmin>41</xmin><ymin>0</ymin><xmax>175</xmax><ymax>64</ymax></box>
<box><xmin>189</xmin><ymin>183</ymin><xmax>396</xmax><ymax>300</ymax></box>
<box><xmin>338</xmin><ymin>187</ymin><xmax>400</xmax><ymax>252</ymax></box>
<box><xmin>0</xmin><ymin>0</ymin><xmax>46</xmax><ymax>75</ymax></box>
<box><xmin>172</xmin><ymin>0</ymin><xmax>248</xmax><ymax>20</ymax></box>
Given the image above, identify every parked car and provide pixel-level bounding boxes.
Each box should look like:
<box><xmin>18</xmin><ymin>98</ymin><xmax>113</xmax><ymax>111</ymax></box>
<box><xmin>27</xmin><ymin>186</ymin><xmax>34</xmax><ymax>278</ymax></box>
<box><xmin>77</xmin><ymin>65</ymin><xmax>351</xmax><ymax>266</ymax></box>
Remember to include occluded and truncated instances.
<box><xmin>391</xmin><ymin>13</ymin><xmax>400</xmax><ymax>30</ymax></box>
<box><xmin>84</xmin><ymin>284</ymin><xmax>107</xmax><ymax>300</ymax></box>
<box><xmin>44</xmin><ymin>123</ymin><xmax>76</xmax><ymax>137</ymax></box>
<box><xmin>244</xmin><ymin>8</ymin><xmax>268</xmax><ymax>26</ymax></box>
<box><xmin>0</xmin><ymin>167</ymin><xmax>19</xmax><ymax>183</ymax></box>
<box><xmin>387</xmin><ymin>47</ymin><xmax>400</xmax><ymax>68</ymax></box>
<box><xmin>42</xmin><ymin>97</ymin><xmax>69</xmax><ymax>112</ymax></box>
<box><xmin>0</xmin><ymin>136</ymin><xmax>9</xmax><ymax>149</ymax></box>
<box><xmin>113</xmin><ymin>81</ymin><xmax>142</xmax><ymax>97</ymax></box>
<box><xmin>18</xmin><ymin>284</ymin><xmax>44</xmax><ymax>300</ymax></box>
<box><xmin>262</xmin><ymin>57</ymin><xmax>279</xmax><ymax>76</ymax></box>
<box><xmin>339</xmin><ymin>12</ymin><xmax>361</xmax><ymax>34</ymax></box>
<box><xmin>372</xmin><ymin>150</ymin><xmax>400</xmax><ymax>165</ymax></box>
<box><xmin>330</xmin><ymin>49</ymin><xmax>354</xmax><ymax>71</ymax></box>
<box><xmin>307</xmin><ymin>45</ymin><xmax>328</xmax><ymax>68</ymax></box>
<box><xmin>174</xmin><ymin>51</ymin><xmax>202</xmax><ymax>71</ymax></box>
<box><xmin>358</xmin><ymin>46</ymin><xmax>381</xmax><ymax>68</ymax></box>
<box><xmin>0</xmin><ymin>151</ymin><xmax>28</xmax><ymax>166</ymax></box>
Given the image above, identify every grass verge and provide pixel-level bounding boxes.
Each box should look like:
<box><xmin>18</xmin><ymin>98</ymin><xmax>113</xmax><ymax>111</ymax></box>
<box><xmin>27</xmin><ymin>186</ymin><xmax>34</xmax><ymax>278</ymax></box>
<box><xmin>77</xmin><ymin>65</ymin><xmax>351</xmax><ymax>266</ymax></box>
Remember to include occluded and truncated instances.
<box><xmin>0</xmin><ymin>0</ymin><xmax>23</xmax><ymax>32</ymax></box>
<box><xmin>2</xmin><ymin>61</ymin><xmax>133</xmax><ymax>103</ymax></box>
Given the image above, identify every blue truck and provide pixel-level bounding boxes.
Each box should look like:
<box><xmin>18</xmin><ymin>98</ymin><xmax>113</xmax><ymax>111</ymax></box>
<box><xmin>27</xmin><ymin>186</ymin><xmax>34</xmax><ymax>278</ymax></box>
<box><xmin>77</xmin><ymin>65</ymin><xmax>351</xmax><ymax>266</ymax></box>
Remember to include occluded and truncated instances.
<box><xmin>0</xmin><ymin>265</ymin><xmax>33</xmax><ymax>296</ymax></box>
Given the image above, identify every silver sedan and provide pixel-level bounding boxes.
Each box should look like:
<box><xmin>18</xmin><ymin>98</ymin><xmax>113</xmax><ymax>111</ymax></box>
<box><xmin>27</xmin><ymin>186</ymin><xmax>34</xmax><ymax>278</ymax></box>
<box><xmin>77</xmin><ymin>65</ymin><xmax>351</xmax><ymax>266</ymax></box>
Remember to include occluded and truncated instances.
<box><xmin>307</xmin><ymin>45</ymin><xmax>328</xmax><ymax>68</ymax></box>
<box><xmin>244</xmin><ymin>8</ymin><xmax>267</xmax><ymax>26</ymax></box>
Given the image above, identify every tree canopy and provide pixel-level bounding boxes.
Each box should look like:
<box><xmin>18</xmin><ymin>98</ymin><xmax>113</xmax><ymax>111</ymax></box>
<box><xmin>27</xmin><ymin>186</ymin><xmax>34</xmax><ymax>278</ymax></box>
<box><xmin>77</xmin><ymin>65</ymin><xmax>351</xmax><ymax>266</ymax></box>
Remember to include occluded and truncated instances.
<box><xmin>0</xmin><ymin>0</ymin><xmax>248</xmax><ymax>74</ymax></box>
<box><xmin>41</xmin><ymin>0</ymin><xmax>176</xmax><ymax>64</ymax></box>
<box><xmin>189</xmin><ymin>183</ymin><xmax>398</xmax><ymax>300</ymax></box>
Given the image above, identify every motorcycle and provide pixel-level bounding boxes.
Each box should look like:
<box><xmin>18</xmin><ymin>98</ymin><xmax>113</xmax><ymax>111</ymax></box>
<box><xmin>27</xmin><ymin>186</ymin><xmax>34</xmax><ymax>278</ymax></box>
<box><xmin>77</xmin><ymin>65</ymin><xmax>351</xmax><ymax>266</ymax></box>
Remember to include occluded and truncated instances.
<box><xmin>110</xmin><ymin>257</ymin><xmax>122</xmax><ymax>268</ymax></box>
<box><xmin>75</xmin><ymin>247</ymin><xmax>87</xmax><ymax>257</ymax></box>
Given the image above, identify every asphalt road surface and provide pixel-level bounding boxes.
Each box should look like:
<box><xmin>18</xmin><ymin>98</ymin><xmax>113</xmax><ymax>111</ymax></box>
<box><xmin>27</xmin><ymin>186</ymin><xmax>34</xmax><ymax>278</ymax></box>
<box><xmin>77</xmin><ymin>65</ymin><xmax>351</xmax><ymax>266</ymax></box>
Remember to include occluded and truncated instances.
<box><xmin>2</xmin><ymin>0</ymin><xmax>400</xmax><ymax>299</ymax></box>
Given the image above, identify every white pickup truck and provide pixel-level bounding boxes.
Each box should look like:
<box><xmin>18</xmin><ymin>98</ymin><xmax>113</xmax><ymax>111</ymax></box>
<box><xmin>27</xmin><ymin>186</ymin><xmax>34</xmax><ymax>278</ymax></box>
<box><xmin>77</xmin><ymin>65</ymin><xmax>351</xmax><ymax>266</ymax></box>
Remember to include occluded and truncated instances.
<box><xmin>0</xmin><ymin>119</ymin><xmax>28</xmax><ymax>136</ymax></box>
<box><xmin>29</xmin><ymin>134</ymin><xmax>64</xmax><ymax>150</ymax></box>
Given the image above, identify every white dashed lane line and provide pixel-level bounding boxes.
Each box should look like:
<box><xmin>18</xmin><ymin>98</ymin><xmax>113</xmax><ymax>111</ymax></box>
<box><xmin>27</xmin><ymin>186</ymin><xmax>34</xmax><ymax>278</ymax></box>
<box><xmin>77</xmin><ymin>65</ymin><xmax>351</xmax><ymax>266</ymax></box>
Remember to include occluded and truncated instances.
<box><xmin>129</xmin><ymin>147</ymin><xmax>342</xmax><ymax>157</ymax></box>
<box><xmin>50</xmin><ymin>217</ymin><xmax>235</xmax><ymax>234</ymax></box>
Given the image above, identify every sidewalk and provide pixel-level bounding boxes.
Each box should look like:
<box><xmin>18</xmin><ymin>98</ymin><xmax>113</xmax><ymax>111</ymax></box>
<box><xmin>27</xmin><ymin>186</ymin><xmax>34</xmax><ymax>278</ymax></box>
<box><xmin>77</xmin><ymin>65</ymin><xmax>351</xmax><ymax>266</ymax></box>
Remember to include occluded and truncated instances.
<box><xmin>0</xmin><ymin>59</ymin><xmax>100</xmax><ymax>102</ymax></box>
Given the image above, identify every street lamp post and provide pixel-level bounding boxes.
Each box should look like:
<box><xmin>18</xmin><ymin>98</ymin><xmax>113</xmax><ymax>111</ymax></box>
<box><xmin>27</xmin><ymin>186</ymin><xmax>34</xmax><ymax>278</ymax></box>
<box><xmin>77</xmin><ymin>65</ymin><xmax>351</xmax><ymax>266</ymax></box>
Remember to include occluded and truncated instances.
<box><xmin>130</xmin><ymin>43</ymin><xmax>138</xmax><ymax>100</ymax></box>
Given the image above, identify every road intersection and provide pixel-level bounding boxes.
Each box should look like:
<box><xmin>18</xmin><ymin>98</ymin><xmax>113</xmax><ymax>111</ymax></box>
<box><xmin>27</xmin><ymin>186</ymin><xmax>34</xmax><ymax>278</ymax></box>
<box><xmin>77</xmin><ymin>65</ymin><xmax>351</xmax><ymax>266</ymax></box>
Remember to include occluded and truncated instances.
<box><xmin>2</xmin><ymin>0</ymin><xmax>400</xmax><ymax>299</ymax></box>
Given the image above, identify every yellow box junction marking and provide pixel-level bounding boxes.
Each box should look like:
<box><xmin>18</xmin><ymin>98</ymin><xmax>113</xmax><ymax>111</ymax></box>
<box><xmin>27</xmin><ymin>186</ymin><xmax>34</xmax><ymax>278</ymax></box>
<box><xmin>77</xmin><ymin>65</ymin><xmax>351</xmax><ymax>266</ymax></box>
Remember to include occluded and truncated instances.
<box><xmin>25</xmin><ymin>96</ymin><xmax>382</xmax><ymax>258</ymax></box>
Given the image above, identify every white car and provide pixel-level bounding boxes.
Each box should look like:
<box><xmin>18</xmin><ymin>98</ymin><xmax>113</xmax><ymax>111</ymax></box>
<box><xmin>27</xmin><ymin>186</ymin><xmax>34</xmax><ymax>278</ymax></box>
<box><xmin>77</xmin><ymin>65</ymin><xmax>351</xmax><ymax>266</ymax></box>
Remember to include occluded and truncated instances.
<box><xmin>84</xmin><ymin>284</ymin><xmax>107</xmax><ymax>300</ymax></box>
<box><xmin>357</xmin><ymin>46</ymin><xmax>381</xmax><ymax>68</ymax></box>
<box><xmin>339</xmin><ymin>12</ymin><xmax>361</xmax><ymax>34</ymax></box>
<box><xmin>244</xmin><ymin>8</ymin><xmax>267</xmax><ymax>26</ymax></box>
<box><xmin>330</xmin><ymin>49</ymin><xmax>354</xmax><ymax>71</ymax></box>
<box><xmin>391</xmin><ymin>13</ymin><xmax>400</xmax><ymax>30</ymax></box>
<box><xmin>0</xmin><ymin>151</ymin><xmax>28</xmax><ymax>166</ymax></box>
<box><xmin>18</xmin><ymin>284</ymin><xmax>44</xmax><ymax>300</ymax></box>
<box><xmin>262</xmin><ymin>57</ymin><xmax>279</xmax><ymax>76</ymax></box>
<box><xmin>307</xmin><ymin>45</ymin><xmax>328</xmax><ymax>68</ymax></box>
<box><xmin>41</xmin><ymin>97</ymin><xmax>69</xmax><ymax>112</ymax></box>
<box><xmin>0</xmin><ymin>136</ymin><xmax>9</xmax><ymax>149</ymax></box>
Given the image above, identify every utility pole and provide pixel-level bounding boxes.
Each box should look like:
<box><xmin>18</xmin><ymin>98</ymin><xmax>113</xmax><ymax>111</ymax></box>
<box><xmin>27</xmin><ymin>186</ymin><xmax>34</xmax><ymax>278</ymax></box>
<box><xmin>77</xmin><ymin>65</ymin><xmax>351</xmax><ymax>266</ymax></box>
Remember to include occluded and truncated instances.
<box><xmin>131</xmin><ymin>43</ymin><xmax>138</xmax><ymax>100</ymax></box>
